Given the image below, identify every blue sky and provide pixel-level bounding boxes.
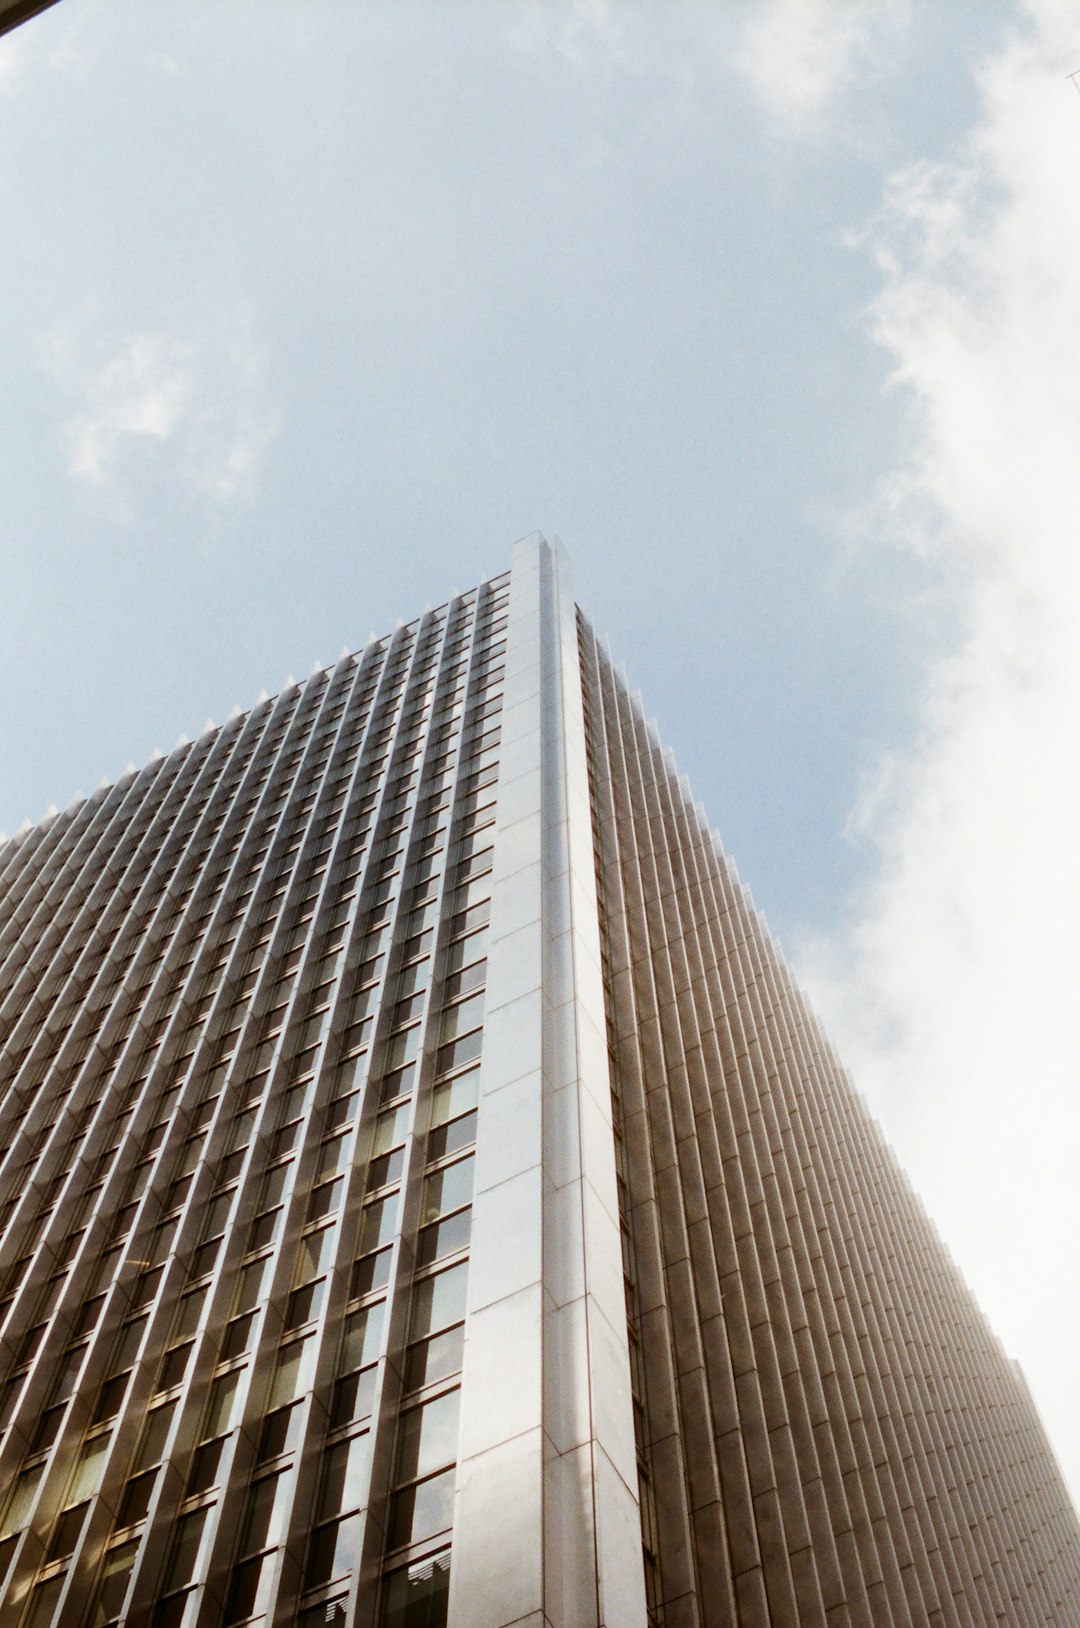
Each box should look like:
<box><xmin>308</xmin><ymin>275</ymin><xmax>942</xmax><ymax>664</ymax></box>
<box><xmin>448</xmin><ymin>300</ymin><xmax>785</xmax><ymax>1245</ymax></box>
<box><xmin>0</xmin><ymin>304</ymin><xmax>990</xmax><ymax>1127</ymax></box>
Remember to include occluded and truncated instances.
<box><xmin>4</xmin><ymin>0</ymin><xmax>1080</xmax><ymax>1503</ymax></box>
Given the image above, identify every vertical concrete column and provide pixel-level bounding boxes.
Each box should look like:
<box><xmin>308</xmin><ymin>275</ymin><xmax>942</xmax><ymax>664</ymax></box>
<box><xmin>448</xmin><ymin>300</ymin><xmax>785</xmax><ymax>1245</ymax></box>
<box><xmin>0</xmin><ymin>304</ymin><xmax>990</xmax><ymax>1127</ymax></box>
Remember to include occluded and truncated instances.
<box><xmin>449</xmin><ymin>534</ymin><xmax>646</xmax><ymax>1628</ymax></box>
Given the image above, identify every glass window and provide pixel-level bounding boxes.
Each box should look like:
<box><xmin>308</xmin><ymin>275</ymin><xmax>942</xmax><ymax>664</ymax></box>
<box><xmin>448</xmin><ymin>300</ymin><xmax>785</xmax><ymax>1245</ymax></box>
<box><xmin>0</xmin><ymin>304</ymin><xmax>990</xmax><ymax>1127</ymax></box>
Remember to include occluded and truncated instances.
<box><xmin>224</xmin><ymin>1552</ymin><xmax>274</xmax><ymax>1624</ymax></box>
<box><xmin>286</xmin><ymin>1278</ymin><xmax>327</xmax><ymax>1331</ymax></box>
<box><xmin>443</xmin><ymin>931</ymin><xmax>485</xmax><ymax>976</ymax></box>
<box><xmin>174</xmin><ymin>1287</ymin><xmax>208</xmax><ymax>1340</ymax></box>
<box><xmin>388</xmin><ymin>1469</ymin><xmax>455</xmax><ymax>1549</ymax></box>
<box><xmin>309</xmin><ymin>1176</ymin><xmax>345</xmax><ymax>1221</ymax></box>
<box><xmin>135</xmin><ymin>1402</ymin><xmax>176</xmax><ymax>1471</ymax></box>
<box><xmin>201</xmin><ymin>1190</ymin><xmax>233</xmax><ymax>1238</ymax></box>
<box><xmin>381</xmin><ymin>1549</ymin><xmax>451</xmax><ymax>1628</ymax></box>
<box><xmin>317</xmin><ymin>1133</ymin><xmax>350</xmax><ymax>1180</ymax></box>
<box><xmin>222</xmin><ymin>1312</ymin><xmax>256</xmax><ymax>1359</ymax></box>
<box><xmin>235</xmin><ymin>1255</ymin><xmax>272</xmax><ymax>1313</ymax></box>
<box><xmin>405</xmin><ymin>1326</ymin><xmax>465</xmax><ymax>1393</ymax></box>
<box><xmin>241</xmin><ymin>1469</ymin><xmax>290</xmax><ymax>1554</ymax></box>
<box><xmin>430</xmin><ymin>1070</ymin><xmax>479</xmax><ymax>1127</ymax></box>
<box><xmin>359</xmin><ymin>1192</ymin><xmax>400</xmax><ymax>1253</ymax></box>
<box><xmin>48</xmin><ymin>1497</ymin><xmax>88</xmax><ymax>1559</ymax></box>
<box><xmin>191</xmin><ymin>1237</ymin><xmax>222</xmax><ymax>1278</ymax></box>
<box><xmin>440</xmin><ymin>992</ymin><xmax>484</xmax><ymax>1041</ymax></box>
<box><xmin>269</xmin><ymin>1336</ymin><xmax>315</xmax><ymax>1408</ymax></box>
<box><xmin>443</xmin><ymin>958</ymin><xmax>486</xmax><ymax>1003</ymax></box>
<box><xmin>0</xmin><ymin>1465</ymin><xmax>42</xmax><ymax>1537</ymax></box>
<box><xmin>386</xmin><ymin>1027</ymin><xmax>421</xmax><ymax>1070</ymax></box>
<box><xmin>396</xmin><ymin>1390</ymin><xmax>460</xmax><ymax>1484</ymax></box>
<box><xmin>118</xmin><ymin>1468</ymin><xmax>157</xmax><ymax>1526</ymax></box>
<box><xmin>258</xmin><ymin>1402</ymin><xmax>304</xmax><ymax>1463</ymax></box>
<box><xmin>422</xmin><ymin>1158</ymin><xmax>474</xmax><ymax>1223</ymax></box>
<box><xmin>340</xmin><ymin>1302</ymin><xmax>385</xmax><ymax>1372</ymax></box>
<box><xmin>331</xmin><ymin>1366</ymin><xmax>377</xmax><ymax>1430</ymax></box>
<box><xmin>427</xmin><ymin>1110</ymin><xmax>477</xmax><ymax>1162</ymax></box>
<box><xmin>351</xmin><ymin>1247</ymin><xmax>393</xmax><ymax>1299</ymax></box>
<box><xmin>87</xmin><ymin>1539</ymin><xmax>139</xmax><ymax>1628</ymax></box>
<box><xmin>373</xmin><ymin>1102</ymin><xmax>410</xmax><ymax>1154</ymax></box>
<box><xmin>307</xmin><ymin>1511</ymin><xmax>362</xmax><ymax>1587</ymax></box>
<box><xmin>318</xmin><ymin>1432</ymin><xmax>372</xmax><ymax>1520</ymax></box>
<box><xmin>296</xmin><ymin>1226</ymin><xmax>336</xmax><ymax>1282</ymax></box>
<box><xmin>367</xmin><ymin>1144</ymin><xmax>404</xmax><ymax>1190</ymax></box>
<box><xmin>416</xmin><ymin>1209</ymin><xmax>471</xmax><ymax>1268</ymax></box>
<box><xmin>435</xmin><ymin>1030</ymin><xmax>482</xmax><ymax>1077</ymax></box>
<box><xmin>188</xmin><ymin>1436</ymin><xmax>227</xmax><ymax>1496</ymax></box>
<box><xmin>204</xmin><ymin>1370</ymin><xmax>242</xmax><ymax>1437</ymax></box>
<box><xmin>23</xmin><ymin>1578</ymin><xmax>64</xmax><ymax>1628</ymax></box>
<box><xmin>68</xmin><ymin>1432</ymin><xmax>111</xmax><ymax>1503</ymax></box>
<box><xmin>410</xmin><ymin>1263</ymin><xmax>468</xmax><ymax>1339</ymax></box>
<box><xmin>164</xmin><ymin>1506</ymin><xmax>210</xmax><ymax>1591</ymax></box>
<box><xmin>159</xmin><ymin>1342</ymin><xmax>193</xmax><ymax>1390</ymax></box>
<box><xmin>380</xmin><ymin>1063</ymin><xmax>416</xmax><ymax>1104</ymax></box>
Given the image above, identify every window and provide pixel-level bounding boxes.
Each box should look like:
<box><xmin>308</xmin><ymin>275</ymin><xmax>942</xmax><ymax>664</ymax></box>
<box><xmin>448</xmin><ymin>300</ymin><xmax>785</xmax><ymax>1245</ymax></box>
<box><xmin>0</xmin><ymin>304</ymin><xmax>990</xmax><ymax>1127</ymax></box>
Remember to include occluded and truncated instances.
<box><xmin>258</xmin><ymin>1402</ymin><xmax>304</xmax><ymax>1463</ymax></box>
<box><xmin>87</xmin><ymin>1538</ymin><xmax>139</xmax><ymax>1628</ymax></box>
<box><xmin>163</xmin><ymin>1505</ymin><xmax>211</xmax><ymax>1591</ymax></box>
<box><xmin>421</xmin><ymin>1158</ymin><xmax>474</xmax><ymax>1225</ymax></box>
<box><xmin>405</xmin><ymin>1263</ymin><xmax>468</xmax><ymax>1392</ymax></box>
<box><xmin>269</xmin><ymin>1336</ymin><xmax>316</xmax><ymax>1408</ymax></box>
<box><xmin>318</xmin><ymin>1432</ymin><xmax>372</xmax><ymax>1520</ymax></box>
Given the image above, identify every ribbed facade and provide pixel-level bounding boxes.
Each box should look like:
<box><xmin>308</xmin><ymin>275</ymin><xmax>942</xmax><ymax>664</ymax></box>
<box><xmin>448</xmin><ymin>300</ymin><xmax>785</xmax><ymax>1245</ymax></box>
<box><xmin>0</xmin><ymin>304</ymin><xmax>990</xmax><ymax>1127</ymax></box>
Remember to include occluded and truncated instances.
<box><xmin>579</xmin><ymin>613</ymin><xmax>1080</xmax><ymax>1628</ymax></box>
<box><xmin>0</xmin><ymin>533</ymin><xmax>1076</xmax><ymax>1628</ymax></box>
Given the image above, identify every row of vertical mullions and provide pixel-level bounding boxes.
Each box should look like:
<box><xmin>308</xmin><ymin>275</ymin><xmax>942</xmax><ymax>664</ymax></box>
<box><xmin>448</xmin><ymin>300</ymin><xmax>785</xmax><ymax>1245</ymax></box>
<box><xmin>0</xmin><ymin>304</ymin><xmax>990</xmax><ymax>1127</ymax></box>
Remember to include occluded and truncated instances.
<box><xmin>117</xmin><ymin>635</ymin><xmax>407</xmax><ymax>1627</ymax></box>
<box><xmin>584</xmin><ymin>630</ymin><xmax>732</xmax><ymax>1624</ymax></box>
<box><xmin>0</xmin><ymin>717</ymin><xmax>257</xmax><ymax>1391</ymax></box>
<box><xmin>653</xmin><ymin>720</ymin><xmax>879</xmax><ymax>1623</ymax></box>
<box><xmin>123</xmin><ymin>646</ymin><xmax>392</xmax><ymax>1627</ymax></box>
<box><xmin>347</xmin><ymin>587</ymin><xmax>494</xmax><ymax>1627</ymax></box>
<box><xmin>18</xmin><ymin>667</ymin><xmax>327</xmax><ymax>1623</ymax></box>
<box><xmin>0</xmin><ymin>770</ymin><xmax>138</xmax><ymax>983</ymax></box>
<box><xmin>633</xmin><ymin>669</ymin><xmax>913</xmax><ymax>1627</ymax></box>
<box><xmin>221</xmin><ymin>604</ymin><xmax>464</xmax><ymax>1628</ymax></box>
<box><xmin>635</xmin><ymin>689</ymin><xmax>883</xmax><ymax>1626</ymax></box>
<box><xmin>0</xmin><ymin>706</ymin><xmax>281</xmax><ymax>1621</ymax></box>
<box><xmin>355</xmin><ymin>579</ymin><xmax>506</xmax><ymax>1627</ymax></box>
<box><xmin>0</xmin><ymin>721</ymin><xmax>220</xmax><ymax>1058</ymax></box>
<box><xmin>0</xmin><ymin>750</ymin><xmax>193</xmax><ymax>1162</ymax></box>
<box><xmin>592</xmin><ymin>613</ymin><xmax>1080</xmax><ymax>1627</ymax></box>
<box><xmin>244</xmin><ymin>596</ymin><xmax>477</xmax><ymax>1626</ymax></box>
<box><xmin>0</xmin><ymin>795</ymin><xmax>106</xmax><ymax>1016</ymax></box>
<box><xmin>9</xmin><ymin>671</ymin><xmax>333</xmax><ymax>1627</ymax></box>
<box><xmin>696</xmin><ymin>810</ymin><xmax>1005</xmax><ymax>1627</ymax></box>
<box><xmin>575</xmin><ymin>619</ymin><xmax>664</xmax><ymax>1627</ymax></box>
<box><xmin>0</xmin><ymin>713</ymin><xmax>246</xmax><ymax>1221</ymax></box>
<box><xmin>752</xmin><ymin>911</ymin><xmax>1071</xmax><ymax>1623</ymax></box>
<box><xmin>743</xmin><ymin>864</ymin><xmax>1035</xmax><ymax>1625</ymax></box>
<box><xmin>0</xmin><ymin>576</ymin><xmax>508</xmax><ymax>1628</ymax></box>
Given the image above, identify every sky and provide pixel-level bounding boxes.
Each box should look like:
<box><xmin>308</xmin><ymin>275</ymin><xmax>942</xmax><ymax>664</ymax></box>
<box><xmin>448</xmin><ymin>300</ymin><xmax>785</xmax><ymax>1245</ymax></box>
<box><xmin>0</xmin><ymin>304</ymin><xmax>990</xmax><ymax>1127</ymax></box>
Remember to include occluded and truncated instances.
<box><xmin>2</xmin><ymin>0</ymin><xmax>1079</xmax><ymax>1506</ymax></box>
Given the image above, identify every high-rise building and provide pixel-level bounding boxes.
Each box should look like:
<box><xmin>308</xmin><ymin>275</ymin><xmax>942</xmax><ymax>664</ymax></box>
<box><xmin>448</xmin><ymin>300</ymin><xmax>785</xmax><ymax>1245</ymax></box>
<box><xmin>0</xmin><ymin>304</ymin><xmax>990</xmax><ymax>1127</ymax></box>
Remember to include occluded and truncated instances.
<box><xmin>0</xmin><ymin>534</ymin><xmax>1077</xmax><ymax>1628</ymax></box>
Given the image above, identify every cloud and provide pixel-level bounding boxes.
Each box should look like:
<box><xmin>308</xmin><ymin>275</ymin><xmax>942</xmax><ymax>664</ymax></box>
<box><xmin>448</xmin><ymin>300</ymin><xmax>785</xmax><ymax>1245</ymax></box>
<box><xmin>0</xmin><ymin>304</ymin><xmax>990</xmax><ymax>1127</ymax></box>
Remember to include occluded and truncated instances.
<box><xmin>44</xmin><ymin>302</ymin><xmax>278</xmax><ymax>508</ymax></box>
<box><xmin>733</xmin><ymin>0</ymin><xmax>910</xmax><ymax>135</ymax></box>
<box><xmin>797</xmin><ymin>0</ymin><xmax>1080</xmax><ymax>1501</ymax></box>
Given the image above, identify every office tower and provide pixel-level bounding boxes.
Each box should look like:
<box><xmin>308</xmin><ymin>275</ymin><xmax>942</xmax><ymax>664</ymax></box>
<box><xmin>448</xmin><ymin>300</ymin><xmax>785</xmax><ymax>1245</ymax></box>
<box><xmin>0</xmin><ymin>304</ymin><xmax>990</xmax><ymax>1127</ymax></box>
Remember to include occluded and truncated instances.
<box><xmin>0</xmin><ymin>535</ymin><xmax>1077</xmax><ymax>1628</ymax></box>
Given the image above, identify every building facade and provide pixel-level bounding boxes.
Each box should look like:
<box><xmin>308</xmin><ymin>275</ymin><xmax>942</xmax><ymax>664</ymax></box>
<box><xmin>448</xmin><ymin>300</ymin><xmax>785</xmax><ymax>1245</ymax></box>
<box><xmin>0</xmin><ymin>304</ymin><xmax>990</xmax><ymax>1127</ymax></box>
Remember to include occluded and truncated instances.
<box><xmin>0</xmin><ymin>534</ymin><xmax>1076</xmax><ymax>1628</ymax></box>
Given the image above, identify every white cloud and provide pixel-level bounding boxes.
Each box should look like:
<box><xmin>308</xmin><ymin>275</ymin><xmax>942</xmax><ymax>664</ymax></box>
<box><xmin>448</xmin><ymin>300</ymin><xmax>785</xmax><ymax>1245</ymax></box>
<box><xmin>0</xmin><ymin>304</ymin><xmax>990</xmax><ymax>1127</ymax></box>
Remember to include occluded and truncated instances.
<box><xmin>798</xmin><ymin>0</ymin><xmax>1080</xmax><ymax>1503</ymax></box>
<box><xmin>733</xmin><ymin>0</ymin><xmax>910</xmax><ymax>135</ymax></box>
<box><xmin>44</xmin><ymin>302</ymin><xmax>278</xmax><ymax>508</ymax></box>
